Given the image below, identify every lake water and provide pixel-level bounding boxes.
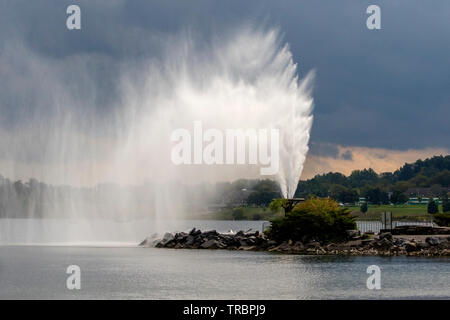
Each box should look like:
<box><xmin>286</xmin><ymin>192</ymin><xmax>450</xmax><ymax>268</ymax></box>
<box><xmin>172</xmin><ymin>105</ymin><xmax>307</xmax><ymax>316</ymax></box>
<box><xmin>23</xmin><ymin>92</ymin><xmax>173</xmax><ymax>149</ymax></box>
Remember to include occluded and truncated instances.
<box><xmin>0</xmin><ymin>219</ymin><xmax>449</xmax><ymax>299</ymax></box>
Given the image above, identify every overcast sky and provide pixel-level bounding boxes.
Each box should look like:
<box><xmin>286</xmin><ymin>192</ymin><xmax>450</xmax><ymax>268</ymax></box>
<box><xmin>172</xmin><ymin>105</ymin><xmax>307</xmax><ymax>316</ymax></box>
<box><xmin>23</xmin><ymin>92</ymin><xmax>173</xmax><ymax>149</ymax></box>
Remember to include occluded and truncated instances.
<box><xmin>1</xmin><ymin>0</ymin><xmax>449</xmax><ymax>179</ymax></box>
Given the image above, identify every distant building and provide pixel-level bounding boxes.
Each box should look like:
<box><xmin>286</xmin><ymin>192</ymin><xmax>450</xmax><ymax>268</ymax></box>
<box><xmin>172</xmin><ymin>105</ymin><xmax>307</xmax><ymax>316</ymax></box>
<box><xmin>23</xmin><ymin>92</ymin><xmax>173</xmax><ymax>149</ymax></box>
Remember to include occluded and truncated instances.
<box><xmin>407</xmin><ymin>197</ymin><xmax>442</xmax><ymax>205</ymax></box>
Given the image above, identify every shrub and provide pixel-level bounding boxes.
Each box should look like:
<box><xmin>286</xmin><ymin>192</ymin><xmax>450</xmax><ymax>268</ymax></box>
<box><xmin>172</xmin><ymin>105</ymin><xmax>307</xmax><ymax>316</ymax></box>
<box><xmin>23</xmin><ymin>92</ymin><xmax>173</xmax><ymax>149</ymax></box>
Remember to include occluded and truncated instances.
<box><xmin>427</xmin><ymin>199</ymin><xmax>439</xmax><ymax>214</ymax></box>
<box><xmin>360</xmin><ymin>202</ymin><xmax>368</xmax><ymax>213</ymax></box>
<box><xmin>269</xmin><ymin>198</ymin><xmax>287</xmax><ymax>212</ymax></box>
<box><xmin>232</xmin><ymin>208</ymin><xmax>245</xmax><ymax>220</ymax></box>
<box><xmin>433</xmin><ymin>213</ymin><xmax>450</xmax><ymax>227</ymax></box>
<box><xmin>266</xmin><ymin>197</ymin><xmax>356</xmax><ymax>243</ymax></box>
<box><xmin>441</xmin><ymin>194</ymin><xmax>450</xmax><ymax>213</ymax></box>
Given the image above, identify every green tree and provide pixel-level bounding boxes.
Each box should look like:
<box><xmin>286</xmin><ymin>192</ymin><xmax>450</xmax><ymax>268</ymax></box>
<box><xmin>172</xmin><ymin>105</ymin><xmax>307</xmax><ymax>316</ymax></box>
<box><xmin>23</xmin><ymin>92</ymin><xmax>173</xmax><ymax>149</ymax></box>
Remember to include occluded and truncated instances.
<box><xmin>409</xmin><ymin>174</ymin><xmax>430</xmax><ymax>187</ymax></box>
<box><xmin>246</xmin><ymin>191</ymin><xmax>280</xmax><ymax>206</ymax></box>
<box><xmin>390</xmin><ymin>190</ymin><xmax>408</xmax><ymax>204</ymax></box>
<box><xmin>269</xmin><ymin>198</ymin><xmax>287</xmax><ymax>212</ymax></box>
<box><xmin>362</xmin><ymin>186</ymin><xmax>388</xmax><ymax>205</ymax></box>
<box><xmin>360</xmin><ymin>202</ymin><xmax>368</xmax><ymax>213</ymax></box>
<box><xmin>348</xmin><ymin>168</ymin><xmax>378</xmax><ymax>188</ymax></box>
<box><xmin>430</xmin><ymin>184</ymin><xmax>444</xmax><ymax>197</ymax></box>
<box><xmin>245</xmin><ymin>179</ymin><xmax>282</xmax><ymax>206</ymax></box>
<box><xmin>392</xmin><ymin>181</ymin><xmax>414</xmax><ymax>193</ymax></box>
<box><xmin>441</xmin><ymin>193</ymin><xmax>450</xmax><ymax>213</ymax></box>
<box><xmin>429</xmin><ymin>170</ymin><xmax>450</xmax><ymax>187</ymax></box>
<box><xmin>427</xmin><ymin>198</ymin><xmax>439</xmax><ymax>214</ymax></box>
<box><xmin>329</xmin><ymin>185</ymin><xmax>359</xmax><ymax>203</ymax></box>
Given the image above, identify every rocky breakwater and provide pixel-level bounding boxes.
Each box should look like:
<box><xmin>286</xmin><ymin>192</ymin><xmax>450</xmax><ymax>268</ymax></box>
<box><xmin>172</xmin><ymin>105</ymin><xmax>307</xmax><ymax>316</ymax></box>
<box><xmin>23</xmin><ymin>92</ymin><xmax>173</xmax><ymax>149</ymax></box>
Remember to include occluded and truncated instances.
<box><xmin>318</xmin><ymin>233</ymin><xmax>450</xmax><ymax>257</ymax></box>
<box><xmin>139</xmin><ymin>229</ymin><xmax>450</xmax><ymax>256</ymax></box>
<box><xmin>139</xmin><ymin>228</ymin><xmax>274</xmax><ymax>251</ymax></box>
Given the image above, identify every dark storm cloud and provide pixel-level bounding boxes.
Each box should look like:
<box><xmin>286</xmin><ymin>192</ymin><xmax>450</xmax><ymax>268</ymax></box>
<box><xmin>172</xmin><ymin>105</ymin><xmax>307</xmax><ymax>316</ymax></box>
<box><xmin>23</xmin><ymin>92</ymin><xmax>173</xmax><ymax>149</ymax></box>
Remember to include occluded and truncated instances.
<box><xmin>340</xmin><ymin>150</ymin><xmax>353</xmax><ymax>161</ymax></box>
<box><xmin>1</xmin><ymin>0</ymin><xmax>449</xmax><ymax>150</ymax></box>
<box><xmin>308</xmin><ymin>142</ymin><xmax>340</xmax><ymax>158</ymax></box>
<box><xmin>308</xmin><ymin>142</ymin><xmax>353</xmax><ymax>161</ymax></box>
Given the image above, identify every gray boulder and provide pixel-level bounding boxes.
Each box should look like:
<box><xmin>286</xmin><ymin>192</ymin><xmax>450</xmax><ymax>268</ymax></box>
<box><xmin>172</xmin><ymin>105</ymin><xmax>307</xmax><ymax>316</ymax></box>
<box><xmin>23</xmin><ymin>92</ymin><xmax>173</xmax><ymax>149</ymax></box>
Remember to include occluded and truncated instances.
<box><xmin>361</xmin><ymin>239</ymin><xmax>375</xmax><ymax>246</ymax></box>
<box><xmin>306</xmin><ymin>241</ymin><xmax>321</xmax><ymax>249</ymax></box>
<box><xmin>379</xmin><ymin>238</ymin><xmax>393</xmax><ymax>248</ymax></box>
<box><xmin>185</xmin><ymin>235</ymin><xmax>195</xmax><ymax>246</ymax></box>
<box><xmin>379</xmin><ymin>232</ymin><xmax>393</xmax><ymax>241</ymax></box>
<box><xmin>293</xmin><ymin>241</ymin><xmax>305</xmax><ymax>251</ymax></box>
<box><xmin>417</xmin><ymin>242</ymin><xmax>430</xmax><ymax>250</ymax></box>
<box><xmin>138</xmin><ymin>233</ymin><xmax>160</xmax><ymax>247</ymax></box>
<box><xmin>426</xmin><ymin>237</ymin><xmax>440</xmax><ymax>246</ymax></box>
<box><xmin>239</xmin><ymin>240</ymin><xmax>249</xmax><ymax>247</ymax></box>
<box><xmin>201</xmin><ymin>239</ymin><xmax>223</xmax><ymax>249</ymax></box>
<box><xmin>203</xmin><ymin>230</ymin><xmax>219</xmax><ymax>238</ymax></box>
<box><xmin>404</xmin><ymin>241</ymin><xmax>418</xmax><ymax>252</ymax></box>
<box><xmin>346</xmin><ymin>230</ymin><xmax>360</xmax><ymax>238</ymax></box>
<box><xmin>138</xmin><ymin>237</ymin><xmax>151</xmax><ymax>247</ymax></box>
<box><xmin>189</xmin><ymin>228</ymin><xmax>202</xmax><ymax>237</ymax></box>
<box><xmin>162</xmin><ymin>232</ymin><xmax>174</xmax><ymax>242</ymax></box>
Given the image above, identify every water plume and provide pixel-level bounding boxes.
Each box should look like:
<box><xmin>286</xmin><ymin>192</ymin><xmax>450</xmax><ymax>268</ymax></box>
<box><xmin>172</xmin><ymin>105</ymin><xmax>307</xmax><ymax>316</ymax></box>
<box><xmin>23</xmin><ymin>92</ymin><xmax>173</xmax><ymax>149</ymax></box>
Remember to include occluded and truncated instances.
<box><xmin>0</xmin><ymin>25</ymin><xmax>314</xmax><ymax>241</ymax></box>
<box><xmin>117</xmin><ymin>26</ymin><xmax>315</xmax><ymax>198</ymax></box>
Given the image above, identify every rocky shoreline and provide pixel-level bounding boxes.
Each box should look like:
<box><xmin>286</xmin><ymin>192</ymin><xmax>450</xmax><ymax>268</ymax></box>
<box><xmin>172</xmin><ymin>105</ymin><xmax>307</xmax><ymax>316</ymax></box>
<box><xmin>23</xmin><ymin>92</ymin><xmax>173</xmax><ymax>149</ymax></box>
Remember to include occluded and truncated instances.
<box><xmin>139</xmin><ymin>228</ymin><xmax>450</xmax><ymax>257</ymax></box>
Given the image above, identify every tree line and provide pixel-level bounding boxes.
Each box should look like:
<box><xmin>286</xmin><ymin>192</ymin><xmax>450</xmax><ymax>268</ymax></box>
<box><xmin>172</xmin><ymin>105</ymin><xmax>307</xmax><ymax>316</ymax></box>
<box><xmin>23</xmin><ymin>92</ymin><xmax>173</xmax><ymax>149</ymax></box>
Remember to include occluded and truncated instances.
<box><xmin>1</xmin><ymin>155</ymin><xmax>449</xmax><ymax>218</ymax></box>
<box><xmin>294</xmin><ymin>155</ymin><xmax>450</xmax><ymax>205</ymax></box>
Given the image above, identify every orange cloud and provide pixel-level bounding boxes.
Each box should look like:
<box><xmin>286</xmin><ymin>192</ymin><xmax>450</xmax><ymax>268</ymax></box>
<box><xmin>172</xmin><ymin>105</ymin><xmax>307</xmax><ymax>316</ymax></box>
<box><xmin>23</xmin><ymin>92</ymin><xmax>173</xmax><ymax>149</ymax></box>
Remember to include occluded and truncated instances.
<box><xmin>301</xmin><ymin>146</ymin><xmax>449</xmax><ymax>179</ymax></box>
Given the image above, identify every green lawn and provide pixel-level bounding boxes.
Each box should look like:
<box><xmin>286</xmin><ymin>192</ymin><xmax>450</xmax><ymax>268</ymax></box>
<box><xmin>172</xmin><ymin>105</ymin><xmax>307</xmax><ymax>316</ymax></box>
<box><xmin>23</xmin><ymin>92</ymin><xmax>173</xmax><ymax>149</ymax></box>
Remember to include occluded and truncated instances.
<box><xmin>347</xmin><ymin>204</ymin><xmax>439</xmax><ymax>221</ymax></box>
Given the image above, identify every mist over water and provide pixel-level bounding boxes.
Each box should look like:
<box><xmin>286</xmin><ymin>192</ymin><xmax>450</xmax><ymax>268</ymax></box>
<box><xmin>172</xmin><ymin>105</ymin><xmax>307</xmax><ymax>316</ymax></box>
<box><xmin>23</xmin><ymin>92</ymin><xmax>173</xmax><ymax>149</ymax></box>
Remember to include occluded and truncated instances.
<box><xmin>0</xmin><ymin>26</ymin><xmax>314</xmax><ymax>240</ymax></box>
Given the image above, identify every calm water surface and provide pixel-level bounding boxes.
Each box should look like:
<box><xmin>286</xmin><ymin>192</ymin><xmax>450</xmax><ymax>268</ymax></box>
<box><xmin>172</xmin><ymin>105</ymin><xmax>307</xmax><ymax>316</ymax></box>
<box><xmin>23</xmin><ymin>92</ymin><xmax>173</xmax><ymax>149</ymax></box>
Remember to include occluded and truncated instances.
<box><xmin>0</xmin><ymin>219</ymin><xmax>449</xmax><ymax>299</ymax></box>
<box><xmin>0</xmin><ymin>246</ymin><xmax>449</xmax><ymax>299</ymax></box>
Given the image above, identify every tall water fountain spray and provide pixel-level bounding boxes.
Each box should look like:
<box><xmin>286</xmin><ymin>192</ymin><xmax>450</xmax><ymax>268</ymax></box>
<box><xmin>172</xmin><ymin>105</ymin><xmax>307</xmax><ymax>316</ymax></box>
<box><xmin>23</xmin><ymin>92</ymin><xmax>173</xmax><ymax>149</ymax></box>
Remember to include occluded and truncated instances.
<box><xmin>118</xmin><ymin>26</ymin><xmax>315</xmax><ymax>199</ymax></box>
<box><xmin>0</xmin><ymin>26</ymin><xmax>314</xmax><ymax>242</ymax></box>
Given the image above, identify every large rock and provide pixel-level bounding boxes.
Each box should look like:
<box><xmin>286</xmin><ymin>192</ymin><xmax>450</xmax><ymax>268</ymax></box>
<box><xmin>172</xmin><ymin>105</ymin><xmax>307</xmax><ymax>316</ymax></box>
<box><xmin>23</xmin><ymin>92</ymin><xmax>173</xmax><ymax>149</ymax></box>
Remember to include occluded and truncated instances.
<box><xmin>306</xmin><ymin>241</ymin><xmax>321</xmax><ymax>249</ymax></box>
<box><xmin>293</xmin><ymin>241</ymin><xmax>305</xmax><ymax>252</ymax></box>
<box><xmin>138</xmin><ymin>233</ymin><xmax>160</xmax><ymax>247</ymax></box>
<box><xmin>203</xmin><ymin>230</ymin><xmax>219</xmax><ymax>239</ymax></box>
<box><xmin>175</xmin><ymin>232</ymin><xmax>188</xmax><ymax>241</ymax></box>
<box><xmin>425</xmin><ymin>237</ymin><xmax>440</xmax><ymax>246</ymax></box>
<box><xmin>379</xmin><ymin>232</ymin><xmax>393</xmax><ymax>241</ymax></box>
<box><xmin>404</xmin><ymin>241</ymin><xmax>418</xmax><ymax>252</ymax></box>
<box><xmin>374</xmin><ymin>238</ymin><xmax>393</xmax><ymax>249</ymax></box>
<box><xmin>189</xmin><ymin>228</ymin><xmax>202</xmax><ymax>237</ymax></box>
<box><xmin>361</xmin><ymin>239</ymin><xmax>375</xmax><ymax>247</ymax></box>
<box><xmin>200</xmin><ymin>239</ymin><xmax>224</xmax><ymax>249</ymax></box>
<box><xmin>417</xmin><ymin>242</ymin><xmax>430</xmax><ymax>250</ymax></box>
<box><xmin>185</xmin><ymin>235</ymin><xmax>195</xmax><ymax>246</ymax></box>
<box><xmin>155</xmin><ymin>232</ymin><xmax>175</xmax><ymax>247</ymax></box>
<box><xmin>346</xmin><ymin>230</ymin><xmax>360</xmax><ymax>238</ymax></box>
<box><xmin>138</xmin><ymin>237</ymin><xmax>152</xmax><ymax>247</ymax></box>
<box><xmin>239</xmin><ymin>240</ymin><xmax>249</xmax><ymax>247</ymax></box>
<box><xmin>162</xmin><ymin>232</ymin><xmax>174</xmax><ymax>242</ymax></box>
